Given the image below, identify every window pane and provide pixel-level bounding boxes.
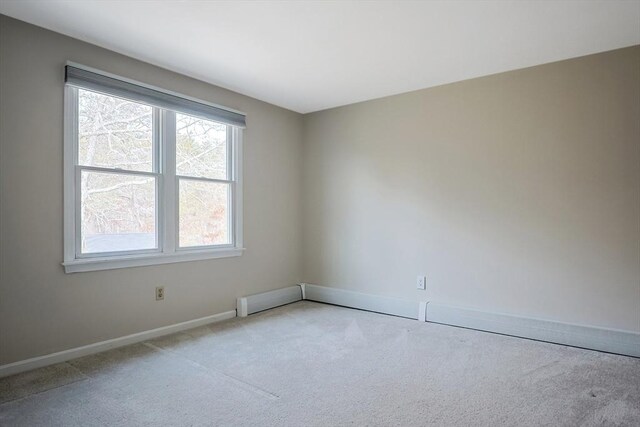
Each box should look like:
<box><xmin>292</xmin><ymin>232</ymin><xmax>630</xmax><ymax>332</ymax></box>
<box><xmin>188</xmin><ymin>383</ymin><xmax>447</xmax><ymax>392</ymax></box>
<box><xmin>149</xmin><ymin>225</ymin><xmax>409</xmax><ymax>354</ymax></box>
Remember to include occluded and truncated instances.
<box><xmin>179</xmin><ymin>179</ymin><xmax>230</xmax><ymax>247</ymax></box>
<box><xmin>78</xmin><ymin>89</ymin><xmax>153</xmax><ymax>172</ymax></box>
<box><xmin>176</xmin><ymin>113</ymin><xmax>227</xmax><ymax>180</ymax></box>
<box><xmin>81</xmin><ymin>171</ymin><xmax>156</xmax><ymax>253</ymax></box>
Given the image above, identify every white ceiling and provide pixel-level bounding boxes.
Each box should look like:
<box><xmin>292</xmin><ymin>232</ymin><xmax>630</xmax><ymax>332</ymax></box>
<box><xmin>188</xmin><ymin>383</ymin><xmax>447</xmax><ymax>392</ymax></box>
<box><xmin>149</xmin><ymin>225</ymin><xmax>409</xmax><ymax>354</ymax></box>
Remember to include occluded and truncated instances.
<box><xmin>1</xmin><ymin>1</ymin><xmax>639</xmax><ymax>113</ymax></box>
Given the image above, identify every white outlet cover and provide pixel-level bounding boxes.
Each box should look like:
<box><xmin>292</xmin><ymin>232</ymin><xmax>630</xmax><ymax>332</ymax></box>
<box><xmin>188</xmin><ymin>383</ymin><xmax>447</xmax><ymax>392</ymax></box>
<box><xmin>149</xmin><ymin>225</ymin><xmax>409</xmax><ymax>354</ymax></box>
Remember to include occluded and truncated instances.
<box><xmin>417</xmin><ymin>276</ymin><xmax>426</xmax><ymax>290</ymax></box>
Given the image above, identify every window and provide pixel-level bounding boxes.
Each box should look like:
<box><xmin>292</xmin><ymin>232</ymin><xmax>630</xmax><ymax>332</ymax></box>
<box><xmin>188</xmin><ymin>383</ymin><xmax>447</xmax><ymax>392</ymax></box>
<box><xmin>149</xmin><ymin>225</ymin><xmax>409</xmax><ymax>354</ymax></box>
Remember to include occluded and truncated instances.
<box><xmin>63</xmin><ymin>64</ymin><xmax>244</xmax><ymax>273</ymax></box>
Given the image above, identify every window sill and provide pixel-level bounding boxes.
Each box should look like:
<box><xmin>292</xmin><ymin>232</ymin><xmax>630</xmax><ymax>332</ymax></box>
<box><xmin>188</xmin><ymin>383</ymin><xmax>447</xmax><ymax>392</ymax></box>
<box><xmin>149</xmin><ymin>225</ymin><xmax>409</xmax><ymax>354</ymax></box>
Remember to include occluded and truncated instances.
<box><xmin>63</xmin><ymin>248</ymin><xmax>245</xmax><ymax>273</ymax></box>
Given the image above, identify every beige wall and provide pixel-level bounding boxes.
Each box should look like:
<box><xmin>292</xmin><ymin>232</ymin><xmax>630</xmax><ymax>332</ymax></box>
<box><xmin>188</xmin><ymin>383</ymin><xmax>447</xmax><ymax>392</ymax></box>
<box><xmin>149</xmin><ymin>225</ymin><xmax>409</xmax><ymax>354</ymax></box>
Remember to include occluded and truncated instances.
<box><xmin>302</xmin><ymin>46</ymin><xmax>640</xmax><ymax>332</ymax></box>
<box><xmin>0</xmin><ymin>16</ymin><xmax>303</xmax><ymax>364</ymax></box>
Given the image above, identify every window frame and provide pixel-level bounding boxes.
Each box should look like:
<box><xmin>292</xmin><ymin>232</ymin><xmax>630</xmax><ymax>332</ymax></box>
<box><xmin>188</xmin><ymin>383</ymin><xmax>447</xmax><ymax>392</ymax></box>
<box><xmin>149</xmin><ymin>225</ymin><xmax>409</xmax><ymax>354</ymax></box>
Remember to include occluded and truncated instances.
<box><xmin>63</xmin><ymin>69</ymin><xmax>244</xmax><ymax>273</ymax></box>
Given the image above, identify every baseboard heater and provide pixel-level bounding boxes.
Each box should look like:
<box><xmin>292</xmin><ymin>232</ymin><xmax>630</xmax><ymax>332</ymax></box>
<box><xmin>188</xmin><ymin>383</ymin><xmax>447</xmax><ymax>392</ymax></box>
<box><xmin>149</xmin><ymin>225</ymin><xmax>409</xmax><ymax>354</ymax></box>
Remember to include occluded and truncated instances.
<box><xmin>425</xmin><ymin>302</ymin><xmax>640</xmax><ymax>358</ymax></box>
<box><xmin>238</xmin><ymin>284</ymin><xmax>640</xmax><ymax>358</ymax></box>
<box><xmin>303</xmin><ymin>283</ymin><xmax>420</xmax><ymax>319</ymax></box>
<box><xmin>237</xmin><ymin>283</ymin><xmax>419</xmax><ymax>319</ymax></box>
<box><xmin>236</xmin><ymin>285</ymin><xmax>303</xmax><ymax>317</ymax></box>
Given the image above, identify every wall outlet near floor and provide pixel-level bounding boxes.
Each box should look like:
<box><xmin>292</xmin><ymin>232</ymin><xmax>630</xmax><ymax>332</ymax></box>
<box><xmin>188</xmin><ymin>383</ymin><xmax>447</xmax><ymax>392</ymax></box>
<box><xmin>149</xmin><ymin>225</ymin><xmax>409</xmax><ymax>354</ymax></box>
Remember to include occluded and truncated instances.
<box><xmin>156</xmin><ymin>286</ymin><xmax>165</xmax><ymax>301</ymax></box>
<box><xmin>417</xmin><ymin>275</ymin><xmax>426</xmax><ymax>290</ymax></box>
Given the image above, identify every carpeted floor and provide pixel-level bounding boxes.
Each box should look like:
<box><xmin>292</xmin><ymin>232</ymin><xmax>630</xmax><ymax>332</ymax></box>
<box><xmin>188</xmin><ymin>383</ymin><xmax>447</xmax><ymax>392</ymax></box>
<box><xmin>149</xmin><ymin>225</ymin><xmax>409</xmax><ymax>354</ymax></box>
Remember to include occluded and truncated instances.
<box><xmin>1</xmin><ymin>301</ymin><xmax>639</xmax><ymax>426</ymax></box>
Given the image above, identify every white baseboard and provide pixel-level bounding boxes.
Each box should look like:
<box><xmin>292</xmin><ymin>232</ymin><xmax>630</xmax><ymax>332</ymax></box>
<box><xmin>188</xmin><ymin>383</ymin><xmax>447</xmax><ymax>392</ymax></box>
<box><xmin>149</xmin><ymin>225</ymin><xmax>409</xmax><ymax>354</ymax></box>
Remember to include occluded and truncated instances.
<box><xmin>237</xmin><ymin>285</ymin><xmax>302</xmax><ymax>317</ymax></box>
<box><xmin>426</xmin><ymin>302</ymin><xmax>640</xmax><ymax>358</ymax></box>
<box><xmin>302</xmin><ymin>283</ymin><xmax>420</xmax><ymax>319</ymax></box>
<box><xmin>4</xmin><ymin>286</ymin><xmax>638</xmax><ymax>379</ymax></box>
<box><xmin>0</xmin><ymin>310</ymin><xmax>236</xmax><ymax>378</ymax></box>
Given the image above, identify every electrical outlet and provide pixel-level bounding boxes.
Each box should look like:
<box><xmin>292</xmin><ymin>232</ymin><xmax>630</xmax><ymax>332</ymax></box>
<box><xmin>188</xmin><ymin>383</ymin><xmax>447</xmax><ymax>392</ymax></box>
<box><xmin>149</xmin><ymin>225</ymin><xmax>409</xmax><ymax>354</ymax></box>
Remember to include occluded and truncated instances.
<box><xmin>417</xmin><ymin>276</ymin><xmax>426</xmax><ymax>290</ymax></box>
<box><xmin>156</xmin><ymin>286</ymin><xmax>165</xmax><ymax>301</ymax></box>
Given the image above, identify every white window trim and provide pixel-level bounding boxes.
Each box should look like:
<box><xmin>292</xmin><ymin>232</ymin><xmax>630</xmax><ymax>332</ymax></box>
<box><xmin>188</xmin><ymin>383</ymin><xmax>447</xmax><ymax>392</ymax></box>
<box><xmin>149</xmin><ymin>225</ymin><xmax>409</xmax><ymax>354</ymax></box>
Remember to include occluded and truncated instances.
<box><xmin>63</xmin><ymin>80</ymin><xmax>244</xmax><ymax>274</ymax></box>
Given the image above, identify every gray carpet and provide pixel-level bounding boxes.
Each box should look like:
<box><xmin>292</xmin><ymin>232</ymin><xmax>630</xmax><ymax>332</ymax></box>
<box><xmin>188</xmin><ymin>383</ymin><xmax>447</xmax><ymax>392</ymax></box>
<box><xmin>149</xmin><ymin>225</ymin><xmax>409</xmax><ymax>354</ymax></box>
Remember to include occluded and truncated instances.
<box><xmin>1</xmin><ymin>301</ymin><xmax>639</xmax><ymax>426</ymax></box>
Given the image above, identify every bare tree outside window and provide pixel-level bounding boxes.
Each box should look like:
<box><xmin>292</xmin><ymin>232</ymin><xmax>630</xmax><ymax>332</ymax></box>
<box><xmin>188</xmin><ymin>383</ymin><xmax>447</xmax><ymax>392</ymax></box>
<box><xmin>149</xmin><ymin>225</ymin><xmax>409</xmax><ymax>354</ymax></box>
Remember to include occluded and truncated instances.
<box><xmin>76</xmin><ymin>90</ymin><xmax>232</xmax><ymax>254</ymax></box>
<box><xmin>78</xmin><ymin>90</ymin><xmax>156</xmax><ymax>253</ymax></box>
<box><xmin>176</xmin><ymin>113</ymin><xmax>230</xmax><ymax>247</ymax></box>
